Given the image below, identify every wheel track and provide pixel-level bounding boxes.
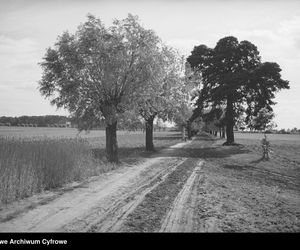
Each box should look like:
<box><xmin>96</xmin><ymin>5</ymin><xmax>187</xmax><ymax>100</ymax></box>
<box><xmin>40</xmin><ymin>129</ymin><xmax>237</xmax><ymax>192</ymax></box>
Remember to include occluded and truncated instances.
<box><xmin>159</xmin><ymin>160</ymin><xmax>204</xmax><ymax>232</ymax></box>
<box><xmin>0</xmin><ymin>156</ymin><xmax>183</xmax><ymax>232</ymax></box>
<box><xmin>64</xmin><ymin>157</ymin><xmax>187</xmax><ymax>232</ymax></box>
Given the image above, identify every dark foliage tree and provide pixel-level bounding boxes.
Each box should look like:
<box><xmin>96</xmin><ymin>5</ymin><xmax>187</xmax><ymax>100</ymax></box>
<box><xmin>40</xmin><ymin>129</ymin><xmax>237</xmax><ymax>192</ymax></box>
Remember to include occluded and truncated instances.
<box><xmin>250</xmin><ymin>107</ymin><xmax>275</xmax><ymax>132</ymax></box>
<box><xmin>187</xmin><ymin>36</ymin><xmax>289</xmax><ymax>145</ymax></box>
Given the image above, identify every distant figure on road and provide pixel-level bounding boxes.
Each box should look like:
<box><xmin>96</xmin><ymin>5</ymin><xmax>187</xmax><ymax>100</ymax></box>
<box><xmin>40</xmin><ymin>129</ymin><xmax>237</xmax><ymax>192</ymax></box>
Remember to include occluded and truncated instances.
<box><xmin>261</xmin><ymin>134</ymin><xmax>271</xmax><ymax>160</ymax></box>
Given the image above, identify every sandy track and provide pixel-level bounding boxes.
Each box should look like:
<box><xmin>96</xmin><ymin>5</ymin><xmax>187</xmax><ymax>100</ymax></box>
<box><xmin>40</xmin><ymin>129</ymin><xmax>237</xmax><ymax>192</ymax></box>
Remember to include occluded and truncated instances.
<box><xmin>160</xmin><ymin>160</ymin><xmax>204</xmax><ymax>232</ymax></box>
<box><xmin>64</xmin><ymin>157</ymin><xmax>187</xmax><ymax>232</ymax></box>
<box><xmin>0</xmin><ymin>142</ymin><xmax>191</xmax><ymax>232</ymax></box>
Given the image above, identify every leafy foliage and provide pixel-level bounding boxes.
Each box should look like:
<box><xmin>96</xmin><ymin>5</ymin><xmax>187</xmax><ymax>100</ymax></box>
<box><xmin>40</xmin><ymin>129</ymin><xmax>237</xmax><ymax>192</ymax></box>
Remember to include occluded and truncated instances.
<box><xmin>250</xmin><ymin>107</ymin><xmax>275</xmax><ymax>131</ymax></box>
<box><xmin>187</xmin><ymin>36</ymin><xmax>289</xmax><ymax>143</ymax></box>
<box><xmin>130</xmin><ymin>46</ymin><xmax>188</xmax><ymax>122</ymax></box>
<box><xmin>39</xmin><ymin>14</ymin><xmax>161</xmax><ymax>128</ymax></box>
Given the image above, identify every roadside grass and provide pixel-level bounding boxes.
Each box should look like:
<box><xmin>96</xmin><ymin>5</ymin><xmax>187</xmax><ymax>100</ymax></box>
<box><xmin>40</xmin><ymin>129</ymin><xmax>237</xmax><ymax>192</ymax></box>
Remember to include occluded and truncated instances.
<box><xmin>0</xmin><ymin>137</ymin><xmax>104</xmax><ymax>205</ymax></box>
<box><xmin>192</xmin><ymin>132</ymin><xmax>300</xmax><ymax>232</ymax></box>
<box><xmin>0</xmin><ymin>131</ymin><xmax>182</xmax><ymax>205</ymax></box>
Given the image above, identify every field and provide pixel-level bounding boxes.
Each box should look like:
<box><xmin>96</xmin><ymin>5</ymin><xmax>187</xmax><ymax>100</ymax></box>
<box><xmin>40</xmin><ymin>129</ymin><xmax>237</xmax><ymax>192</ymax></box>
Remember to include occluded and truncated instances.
<box><xmin>0</xmin><ymin>127</ymin><xmax>141</xmax><ymax>139</ymax></box>
<box><xmin>0</xmin><ymin>127</ymin><xmax>182</xmax><ymax>205</ymax></box>
<box><xmin>193</xmin><ymin>132</ymin><xmax>300</xmax><ymax>232</ymax></box>
<box><xmin>234</xmin><ymin>132</ymin><xmax>300</xmax><ymax>185</ymax></box>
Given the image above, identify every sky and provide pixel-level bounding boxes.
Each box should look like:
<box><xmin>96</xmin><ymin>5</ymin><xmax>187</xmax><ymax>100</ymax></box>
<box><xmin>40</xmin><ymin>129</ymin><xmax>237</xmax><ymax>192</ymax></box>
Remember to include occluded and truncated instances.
<box><xmin>0</xmin><ymin>0</ymin><xmax>299</xmax><ymax>129</ymax></box>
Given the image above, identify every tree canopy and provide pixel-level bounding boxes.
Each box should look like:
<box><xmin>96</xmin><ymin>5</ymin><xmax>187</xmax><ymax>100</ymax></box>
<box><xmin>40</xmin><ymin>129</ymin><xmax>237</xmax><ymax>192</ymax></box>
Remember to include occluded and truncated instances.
<box><xmin>39</xmin><ymin>14</ymin><xmax>165</xmax><ymax>162</ymax></box>
<box><xmin>250</xmin><ymin>107</ymin><xmax>276</xmax><ymax>132</ymax></box>
<box><xmin>187</xmin><ymin>36</ymin><xmax>289</xmax><ymax>144</ymax></box>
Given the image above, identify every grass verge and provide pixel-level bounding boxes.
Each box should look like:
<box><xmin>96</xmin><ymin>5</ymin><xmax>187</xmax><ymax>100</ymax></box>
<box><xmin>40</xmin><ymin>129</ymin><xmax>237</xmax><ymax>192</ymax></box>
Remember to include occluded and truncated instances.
<box><xmin>0</xmin><ymin>137</ymin><xmax>107</xmax><ymax>205</ymax></box>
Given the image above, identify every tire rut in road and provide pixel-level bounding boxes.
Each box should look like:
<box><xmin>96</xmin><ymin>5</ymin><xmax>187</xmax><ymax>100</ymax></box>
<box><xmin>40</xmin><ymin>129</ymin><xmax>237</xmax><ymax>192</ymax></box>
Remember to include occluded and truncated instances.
<box><xmin>0</xmin><ymin>157</ymin><xmax>173</xmax><ymax>232</ymax></box>
<box><xmin>119</xmin><ymin>158</ymin><xmax>200</xmax><ymax>232</ymax></box>
<box><xmin>160</xmin><ymin>160</ymin><xmax>204</xmax><ymax>232</ymax></box>
<box><xmin>62</xmin><ymin>157</ymin><xmax>187</xmax><ymax>232</ymax></box>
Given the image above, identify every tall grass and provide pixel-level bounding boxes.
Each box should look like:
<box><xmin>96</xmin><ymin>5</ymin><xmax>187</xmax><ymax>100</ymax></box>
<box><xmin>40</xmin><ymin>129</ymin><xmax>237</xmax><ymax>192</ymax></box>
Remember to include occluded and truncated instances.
<box><xmin>0</xmin><ymin>131</ymin><xmax>183</xmax><ymax>205</ymax></box>
<box><xmin>0</xmin><ymin>137</ymin><xmax>105</xmax><ymax>205</ymax></box>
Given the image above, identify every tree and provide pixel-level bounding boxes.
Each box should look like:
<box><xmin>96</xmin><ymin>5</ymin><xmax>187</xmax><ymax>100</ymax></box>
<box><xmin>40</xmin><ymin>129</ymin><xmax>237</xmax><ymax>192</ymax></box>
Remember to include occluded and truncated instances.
<box><xmin>201</xmin><ymin>105</ymin><xmax>226</xmax><ymax>138</ymax></box>
<box><xmin>172</xmin><ymin>61</ymin><xmax>202</xmax><ymax>140</ymax></box>
<box><xmin>132</xmin><ymin>46</ymin><xmax>187</xmax><ymax>151</ymax></box>
<box><xmin>118</xmin><ymin>110</ymin><xmax>144</xmax><ymax>131</ymax></box>
<box><xmin>187</xmin><ymin>36</ymin><xmax>289</xmax><ymax>145</ymax></box>
<box><xmin>173</xmin><ymin>102</ymin><xmax>193</xmax><ymax>140</ymax></box>
<box><xmin>251</xmin><ymin>107</ymin><xmax>275</xmax><ymax>132</ymax></box>
<box><xmin>39</xmin><ymin>14</ymin><xmax>161</xmax><ymax>162</ymax></box>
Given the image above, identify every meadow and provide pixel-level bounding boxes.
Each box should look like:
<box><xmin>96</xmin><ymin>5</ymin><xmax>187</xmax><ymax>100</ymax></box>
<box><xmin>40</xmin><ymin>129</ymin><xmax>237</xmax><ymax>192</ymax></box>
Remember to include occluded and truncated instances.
<box><xmin>234</xmin><ymin>131</ymin><xmax>300</xmax><ymax>178</ymax></box>
<box><xmin>199</xmin><ymin>132</ymin><xmax>300</xmax><ymax>232</ymax></box>
<box><xmin>0</xmin><ymin>127</ymin><xmax>182</xmax><ymax>205</ymax></box>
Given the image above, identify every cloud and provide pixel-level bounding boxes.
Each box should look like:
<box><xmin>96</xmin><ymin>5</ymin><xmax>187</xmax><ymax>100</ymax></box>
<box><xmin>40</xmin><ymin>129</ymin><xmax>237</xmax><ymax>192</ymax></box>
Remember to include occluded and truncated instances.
<box><xmin>0</xmin><ymin>35</ymin><xmax>41</xmax><ymax>90</ymax></box>
<box><xmin>0</xmin><ymin>35</ymin><xmax>39</xmax><ymax>67</ymax></box>
<box><xmin>166</xmin><ymin>16</ymin><xmax>300</xmax><ymax>60</ymax></box>
<box><xmin>231</xmin><ymin>15</ymin><xmax>300</xmax><ymax>61</ymax></box>
<box><xmin>278</xmin><ymin>16</ymin><xmax>300</xmax><ymax>50</ymax></box>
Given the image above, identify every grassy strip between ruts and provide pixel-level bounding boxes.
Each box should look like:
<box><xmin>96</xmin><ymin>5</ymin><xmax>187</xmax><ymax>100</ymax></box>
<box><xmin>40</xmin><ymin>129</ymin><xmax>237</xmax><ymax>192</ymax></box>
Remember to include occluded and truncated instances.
<box><xmin>120</xmin><ymin>158</ymin><xmax>198</xmax><ymax>232</ymax></box>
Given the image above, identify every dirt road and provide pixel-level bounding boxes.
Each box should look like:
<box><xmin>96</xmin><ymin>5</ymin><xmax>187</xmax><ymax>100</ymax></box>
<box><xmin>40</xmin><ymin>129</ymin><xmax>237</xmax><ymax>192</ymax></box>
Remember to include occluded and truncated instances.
<box><xmin>0</xmin><ymin>139</ymin><xmax>199</xmax><ymax>232</ymax></box>
<box><xmin>0</xmin><ymin>134</ymin><xmax>299</xmax><ymax>232</ymax></box>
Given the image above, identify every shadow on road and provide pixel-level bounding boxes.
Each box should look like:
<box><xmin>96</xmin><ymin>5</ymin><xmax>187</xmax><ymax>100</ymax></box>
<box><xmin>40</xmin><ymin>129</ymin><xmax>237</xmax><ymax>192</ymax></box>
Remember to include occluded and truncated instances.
<box><xmin>158</xmin><ymin>145</ymin><xmax>250</xmax><ymax>159</ymax></box>
<box><xmin>154</xmin><ymin>133</ymin><xmax>251</xmax><ymax>159</ymax></box>
<box><xmin>91</xmin><ymin>133</ymin><xmax>250</xmax><ymax>164</ymax></box>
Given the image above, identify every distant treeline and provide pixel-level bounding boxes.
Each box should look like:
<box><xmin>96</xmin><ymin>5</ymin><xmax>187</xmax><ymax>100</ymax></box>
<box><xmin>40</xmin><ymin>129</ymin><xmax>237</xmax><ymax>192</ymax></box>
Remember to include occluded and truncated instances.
<box><xmin>0</xmin><ymin>115</ymin><xmax>173</xmax><ymax>131</ymax></box>
<box><xmin>0</xmin><ymin>115</ymin><xmax>72</xmax><ymax>127</ymax></box>
<box><xmin>257</xmin><ymin>128</ymin><xmax>299</xmax><ymax>134</ymax></box>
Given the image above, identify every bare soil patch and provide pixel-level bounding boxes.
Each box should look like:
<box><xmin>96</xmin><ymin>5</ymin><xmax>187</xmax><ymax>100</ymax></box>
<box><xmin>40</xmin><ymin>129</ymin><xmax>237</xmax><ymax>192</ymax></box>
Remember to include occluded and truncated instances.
<box><xmin>119</xmin><ymin>158</ymin><xmax>199</xmax><ymax>232</ymax></box>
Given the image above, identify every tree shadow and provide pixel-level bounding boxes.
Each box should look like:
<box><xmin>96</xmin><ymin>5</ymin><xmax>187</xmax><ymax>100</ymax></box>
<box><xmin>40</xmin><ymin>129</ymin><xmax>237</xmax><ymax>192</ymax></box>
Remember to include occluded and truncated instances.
<box><xmin>91</xmin><ymin>133</ymin><xmax>250</xmax><ymax>164</ymax></box>
<box><xmin>193</xmin><ymin>134</ymin><xmax>217</xmax><ymax>142</ymax></box>
<box><xmin>223</xmin><ymin>164</ymin><xmax>254</xmax><ymax>171</ymax></box>
<box><xmin>153</xmin><ymin>136</ymin><xmax>182</xmax><ymax>141</ymax></box>
<box><xmin>249</xmin><ymin>157</ymin><xmax>266</xmax><ymax>164</ymax></box>
<box><xmin>157</xmin><ymin>145</ymin><xmax>250</xmax><ymax>159</ymax></box>
<box><xmin>91</xmin><ymin>145</ymin><xmax>171</xmax><ymax>165</ymax></box>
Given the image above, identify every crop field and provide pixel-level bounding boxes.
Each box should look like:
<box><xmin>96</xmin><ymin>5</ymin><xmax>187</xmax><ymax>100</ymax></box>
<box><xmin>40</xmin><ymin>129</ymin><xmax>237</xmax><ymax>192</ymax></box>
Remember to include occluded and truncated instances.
<box><xmin>0</xmin><ymin>127</ymin><xmax>133</xmax><ymax>139</ymax></box>
<box><xmin>0</xmin><ymin>127</ymin><xmax>182</xmax><ymax>205</ymax></box>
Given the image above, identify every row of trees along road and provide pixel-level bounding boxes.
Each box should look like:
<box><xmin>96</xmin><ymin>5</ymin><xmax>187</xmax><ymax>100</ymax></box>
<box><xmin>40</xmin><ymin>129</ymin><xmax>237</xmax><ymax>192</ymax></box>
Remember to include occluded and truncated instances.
<box><xmin>39</xmin><ymin>14</ymin><xmax>189</xmax><ymax>163</ymax></box>
<box><xmin>187</xmin><ymin>36</ymin><xmax>289</xmax><ymax>145</ymax></box>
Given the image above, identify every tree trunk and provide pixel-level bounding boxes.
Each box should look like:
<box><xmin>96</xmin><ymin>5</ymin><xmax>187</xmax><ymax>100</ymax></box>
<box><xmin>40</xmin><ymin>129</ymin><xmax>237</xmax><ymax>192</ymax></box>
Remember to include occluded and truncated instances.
<box><xmin>187</xmin><ymin>121</ymin><xmax>192</xmax><ymax>139</ymax></box>
<box><xmin>106</xmin><ymin>121</ymin><xmax>118</xmax><ymax>163</ymax></box>
<box><xmin>222</xmin><ymin>127</ymin><xmax>226</xmax><ymax>138</ymax></box>
<box><xmin>224</xmin><ymin>95</ymin><xmax>235</xmax><ymax>145</ymax></box>
<box><xmin>145</xmin><ymin>116</ymin><xmax>155</xmax><ymax>151</ymax></box>
<box><xmin>182</xmin><ymin>126</ymin><xmax>187</xmax><ymax>141</ymax></box>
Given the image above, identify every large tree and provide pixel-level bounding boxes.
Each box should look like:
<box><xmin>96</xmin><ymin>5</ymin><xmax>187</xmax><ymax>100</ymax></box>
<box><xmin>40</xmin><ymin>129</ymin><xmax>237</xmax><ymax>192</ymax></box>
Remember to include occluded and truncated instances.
<box><xmin>132</xmin><ymin>46</ymin><xmax>187</xmax><ymax>151</ymax></box>
<box><xmin>187</xmin><ymin>36</ymin><xmax>289</xmax><ymax>145</ymax></box>
<box><xmin>38</xmin><ymin>14</ymin><xmax>162</xmax><ymax>162</ymax></box>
